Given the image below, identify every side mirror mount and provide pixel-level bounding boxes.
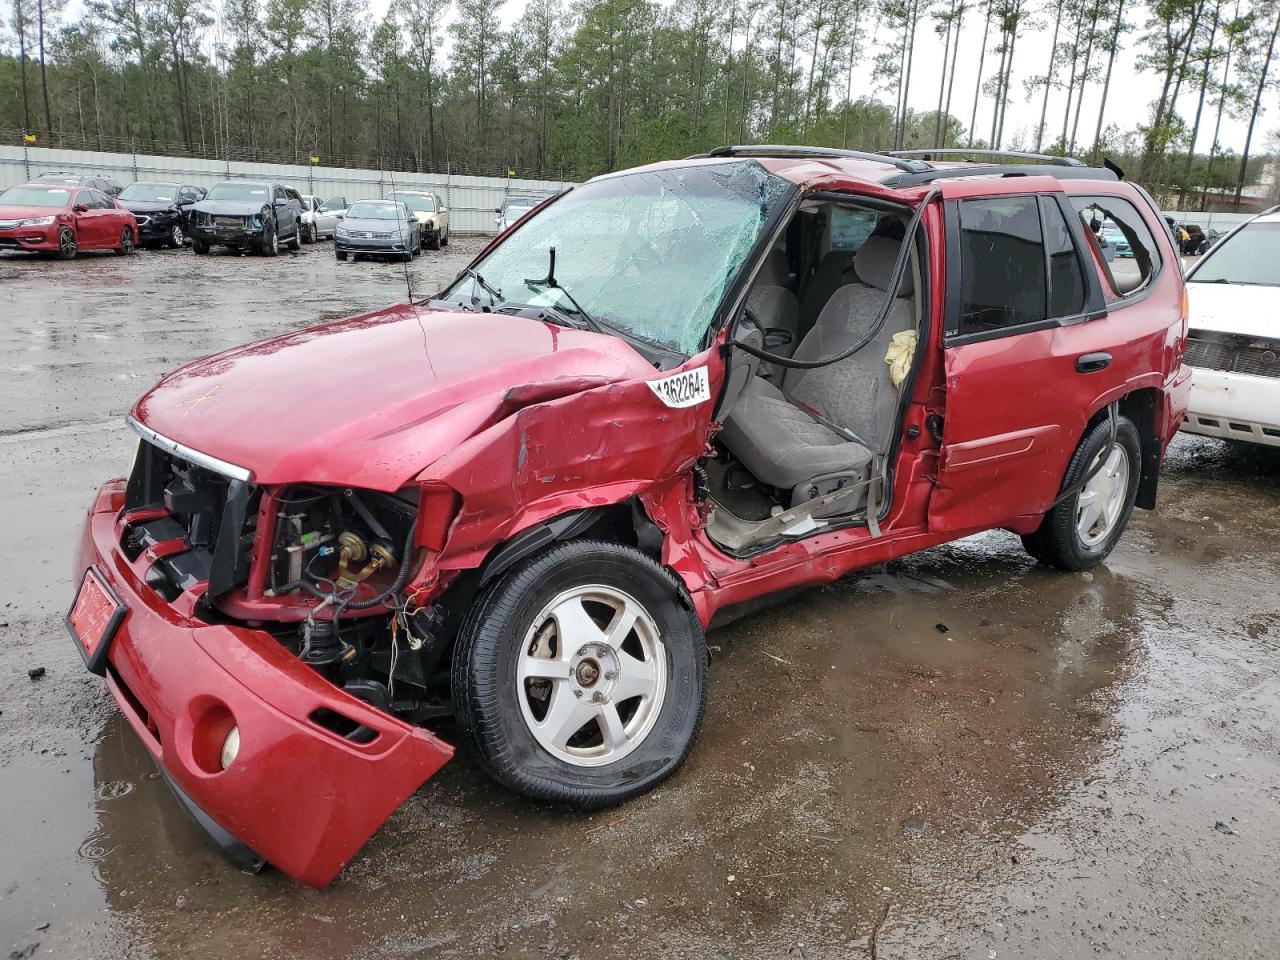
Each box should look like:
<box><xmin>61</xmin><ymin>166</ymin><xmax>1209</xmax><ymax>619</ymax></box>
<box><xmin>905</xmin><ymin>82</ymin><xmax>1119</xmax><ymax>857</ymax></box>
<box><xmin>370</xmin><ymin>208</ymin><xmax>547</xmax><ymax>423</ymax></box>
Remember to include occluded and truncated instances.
<box><xmin>72</xmin><ymin>203</ymin><xmax>89</xmax><ymax>213</ymax></box>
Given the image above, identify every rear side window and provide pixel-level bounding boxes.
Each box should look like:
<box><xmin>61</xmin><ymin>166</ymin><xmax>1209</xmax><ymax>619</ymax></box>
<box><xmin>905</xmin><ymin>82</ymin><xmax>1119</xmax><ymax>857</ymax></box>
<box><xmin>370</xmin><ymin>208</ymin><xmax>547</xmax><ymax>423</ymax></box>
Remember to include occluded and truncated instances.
<box><xmin>1070</xmin><ymin>195</ymin><xmax>1161</xmax><ymax>298</ymax></box>
<box><xmin>957</xmin><ymin>197</ymin><xmax>1048</xmax><ymax>334</ymax></box>
<box><xmin>1042</xmin><ymin>197</ymin><xmax>1086</xmax><ymax>318</ymax></box>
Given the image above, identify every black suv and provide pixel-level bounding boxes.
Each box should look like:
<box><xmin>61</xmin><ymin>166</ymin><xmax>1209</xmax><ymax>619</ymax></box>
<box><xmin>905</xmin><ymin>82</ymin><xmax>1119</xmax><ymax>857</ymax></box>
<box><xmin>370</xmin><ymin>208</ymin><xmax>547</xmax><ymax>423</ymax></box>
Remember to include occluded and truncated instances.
<box><xmin>189</xmin><ymin>181</ymin><xmax>303</xmax><ymax>256</ymax></box>
<box><xmin>116</xmin><ymin>181</ymin><xmax>206</xmax><ymax>248</ymax></box>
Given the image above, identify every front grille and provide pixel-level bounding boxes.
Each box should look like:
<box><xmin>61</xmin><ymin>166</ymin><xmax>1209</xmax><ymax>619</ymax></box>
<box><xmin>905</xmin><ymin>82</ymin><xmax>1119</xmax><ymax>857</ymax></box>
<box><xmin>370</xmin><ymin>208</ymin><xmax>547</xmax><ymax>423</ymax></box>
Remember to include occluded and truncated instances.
<box><xmin>1185</xmin><ymin>331</ymin><xmax>1280</xmax><ymax>379</ymax></box>
<box><xmin>124</xmin><ymin>438</ymin><xmax>259</xmax><ymax>599</ymax></box>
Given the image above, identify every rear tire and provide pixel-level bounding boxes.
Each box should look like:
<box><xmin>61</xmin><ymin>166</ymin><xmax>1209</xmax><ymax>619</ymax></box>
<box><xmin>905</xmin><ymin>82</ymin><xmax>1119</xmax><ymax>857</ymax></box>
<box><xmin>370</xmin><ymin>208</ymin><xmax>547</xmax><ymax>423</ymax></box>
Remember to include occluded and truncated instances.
<box><xmin>453</xmin><ymin>540</ymin><xmax>707</xmax><ymax>809</ymax></box>
<box><xmin>1021</xmin><ymin>414</ymin><xmax>1142</xmax><ymax>571</ymax></box>
<box><xmin>286</xmin><ymin>228</ymin><xmax>301</xmax><ymax>251</ymax></box>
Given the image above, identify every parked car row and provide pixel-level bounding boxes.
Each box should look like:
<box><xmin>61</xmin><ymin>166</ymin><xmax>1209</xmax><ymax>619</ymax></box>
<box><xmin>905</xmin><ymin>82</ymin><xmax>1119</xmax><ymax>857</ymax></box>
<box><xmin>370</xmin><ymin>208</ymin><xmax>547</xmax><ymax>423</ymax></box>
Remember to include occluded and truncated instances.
<box><xmin>0</xmin><ymin>175</ymin><xmax>462</xmax><ymax>262</ymax></box>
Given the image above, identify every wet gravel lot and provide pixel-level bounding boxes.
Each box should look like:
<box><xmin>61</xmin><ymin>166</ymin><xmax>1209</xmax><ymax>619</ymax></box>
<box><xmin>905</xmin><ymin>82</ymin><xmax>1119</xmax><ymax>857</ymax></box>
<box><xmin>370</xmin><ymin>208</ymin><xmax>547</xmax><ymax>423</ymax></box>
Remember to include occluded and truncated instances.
<box><xmin>1</xmin><ymin>240</ymin><xmax>1278</xmax><ymax>959</ymax></box>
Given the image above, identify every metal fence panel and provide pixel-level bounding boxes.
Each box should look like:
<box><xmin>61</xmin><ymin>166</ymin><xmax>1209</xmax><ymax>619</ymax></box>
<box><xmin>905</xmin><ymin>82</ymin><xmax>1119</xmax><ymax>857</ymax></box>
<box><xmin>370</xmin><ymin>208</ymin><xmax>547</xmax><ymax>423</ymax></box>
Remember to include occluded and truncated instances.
<box><xmin>0</xmin><ymin>145</ymin><xmax>577</xmax><ymax>235</ymax></box>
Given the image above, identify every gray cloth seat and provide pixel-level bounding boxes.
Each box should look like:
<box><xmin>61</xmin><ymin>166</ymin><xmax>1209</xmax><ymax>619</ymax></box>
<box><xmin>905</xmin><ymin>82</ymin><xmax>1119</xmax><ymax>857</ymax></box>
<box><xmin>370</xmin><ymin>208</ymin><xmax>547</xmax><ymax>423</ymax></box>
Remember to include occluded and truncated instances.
<box><xmin>799</xmin><ymin>250</ymin><xmax>858</xmax><ymax>327</ymax></box>
<box><xmin>745</xmin><ymin>284</ymin><xmax>800</xmax><ymax>380</ymax></box>
<box><xmin>721</xmin><ymin>235</ymin><xmax>914</xmax><ymax>505</ymax></box>
<box><xmin>757</xmin><ymin>248</ymin><xmax>792</xmax><ymax>288</ymax></box>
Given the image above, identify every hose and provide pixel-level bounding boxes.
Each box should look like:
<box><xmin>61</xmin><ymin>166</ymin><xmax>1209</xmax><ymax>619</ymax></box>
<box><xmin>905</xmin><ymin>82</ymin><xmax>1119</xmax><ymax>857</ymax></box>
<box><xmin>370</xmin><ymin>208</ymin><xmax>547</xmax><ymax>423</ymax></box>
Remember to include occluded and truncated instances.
<box><xmin>345</xmin><ymin>522</ymin><xmax>418</xmax><ymax>610</ymax></box>
<box><xmin>730</xmin><ymin>184</ymin><xmax>941</xmax><ymax>370</ymax></box>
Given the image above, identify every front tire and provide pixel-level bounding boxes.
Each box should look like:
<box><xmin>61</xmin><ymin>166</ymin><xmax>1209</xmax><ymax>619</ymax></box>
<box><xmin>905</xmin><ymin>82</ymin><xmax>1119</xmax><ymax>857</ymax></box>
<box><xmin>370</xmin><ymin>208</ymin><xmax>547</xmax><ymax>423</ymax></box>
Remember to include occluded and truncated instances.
<box><xmin>286</xmin><ymin>228</ymin><xmax>301</xmax><ymax>251</ymax></box>
<box><xmin>335</xmin><ymin>250</ymin><xmax>348</xmax><ymax>261</ymax></box>
<box><xmin>168</xmin><ymin>223</ymin><xmax>184</xmax><ymax>248</ymax></box>
<box><xmin>55</xmin><ymin>227</ymin><xmax>77</xmax><ymax>260</ymax></box>
<box><xmin>259</xmin><ymin>224</ymin><xmax>278</xmax><ymax>257</ymax></box>
<box><xmin>453</xmin><ymin>540</ymin><xmax>707</xmax><ymax>809</ymax></box>
<box><xmin>1022</xmin><ymin>414</ymin><xmax>1142</xmax><ymax>571</ymax></box>
<box><xmin>114</xmin><ymin>228</ymin><xmax>135</xmax><ymax>255</ymax></box>
<box><xmin>192</xmin><ymin>239</ymin><xmax>209</xmax><ymax>254</ymax></box>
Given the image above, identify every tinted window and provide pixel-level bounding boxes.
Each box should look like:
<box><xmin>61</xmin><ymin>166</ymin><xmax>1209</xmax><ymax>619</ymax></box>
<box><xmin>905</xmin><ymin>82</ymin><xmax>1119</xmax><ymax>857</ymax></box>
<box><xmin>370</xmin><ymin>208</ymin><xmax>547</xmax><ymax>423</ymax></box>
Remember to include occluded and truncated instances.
<box><xmin>1070</xmin><ymin>195</ymin><xmax>1160</xmax><ymax>297</ymax></box>
<box><xmin>958</xmin><ymin>197</ymin><xmax>1048</xmax><ymax>335</ymax></box>
<box><xmin>1041</xmin><ymin>197</ymin><xmax>1086</xmax><ymax>318</ymax></box>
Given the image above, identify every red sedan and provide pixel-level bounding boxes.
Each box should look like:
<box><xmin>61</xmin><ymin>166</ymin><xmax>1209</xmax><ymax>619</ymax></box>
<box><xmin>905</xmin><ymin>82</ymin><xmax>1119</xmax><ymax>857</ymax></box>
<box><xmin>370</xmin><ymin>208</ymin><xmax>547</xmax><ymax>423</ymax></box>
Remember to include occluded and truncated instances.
<box><xmin>0</xmin><ymin>182</ymin><xmax>138</xmax><ymax>258</ymax></box>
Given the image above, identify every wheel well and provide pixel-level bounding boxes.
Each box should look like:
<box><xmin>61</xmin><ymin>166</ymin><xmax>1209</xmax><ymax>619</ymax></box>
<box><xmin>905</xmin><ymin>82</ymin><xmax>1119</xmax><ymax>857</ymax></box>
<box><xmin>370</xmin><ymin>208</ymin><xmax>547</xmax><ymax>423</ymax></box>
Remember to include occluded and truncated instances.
<box><xmin>1085</xmin><ymin>389</ymin><xmax>1160</xmax><ymax>510</ymax></box>
<box><xmin>423</xmin><ymin>501</ymin><xmax>670</xmax><ymax>694</ymax></box>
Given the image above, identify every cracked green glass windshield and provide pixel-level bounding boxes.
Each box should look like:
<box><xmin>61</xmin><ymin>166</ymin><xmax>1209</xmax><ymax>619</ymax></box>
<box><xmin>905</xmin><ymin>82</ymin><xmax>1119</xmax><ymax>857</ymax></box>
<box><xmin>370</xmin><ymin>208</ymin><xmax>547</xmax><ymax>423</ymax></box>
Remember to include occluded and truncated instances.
<box><xmin>442</xmin><ymin>161</ymin><xmax>792</xmax><ymax>355</ymax></box>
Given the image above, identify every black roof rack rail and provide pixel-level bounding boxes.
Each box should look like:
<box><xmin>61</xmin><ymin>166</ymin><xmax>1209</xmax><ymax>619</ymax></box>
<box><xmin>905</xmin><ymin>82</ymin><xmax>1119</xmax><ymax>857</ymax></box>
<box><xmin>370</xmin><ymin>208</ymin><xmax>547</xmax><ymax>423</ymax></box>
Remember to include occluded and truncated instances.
<box><xmin>696</xmin><ymin>144</ymin><xmax>934</xmax><ymax>174</ymax></box>
<box><xmin>881</xmin><ymin>163</ymin><xmax>1118</xmax><ymax>188</ymax></box>
<box><xmin>887</xmin><ymin>148</ymin><xmax>1086</xmax><ymax>167</ymax></box>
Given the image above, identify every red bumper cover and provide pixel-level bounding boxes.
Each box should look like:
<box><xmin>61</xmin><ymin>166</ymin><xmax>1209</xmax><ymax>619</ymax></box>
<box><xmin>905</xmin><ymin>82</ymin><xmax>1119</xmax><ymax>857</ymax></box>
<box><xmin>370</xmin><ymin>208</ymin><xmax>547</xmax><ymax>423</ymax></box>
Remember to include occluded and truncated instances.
<box><xmin>74</xmin><ymin>481</ymin><xmax>454</xmax><ymax>887</ymax></box>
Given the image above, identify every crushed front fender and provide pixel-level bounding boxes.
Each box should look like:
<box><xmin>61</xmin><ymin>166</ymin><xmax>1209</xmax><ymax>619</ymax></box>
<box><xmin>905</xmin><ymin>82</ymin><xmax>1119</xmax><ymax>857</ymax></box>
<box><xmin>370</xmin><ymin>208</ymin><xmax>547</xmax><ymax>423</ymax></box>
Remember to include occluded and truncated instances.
<box><xmin>75</xmin><ymin>481</ymin><xmax>454</xmax><ymax>887</ymax></box>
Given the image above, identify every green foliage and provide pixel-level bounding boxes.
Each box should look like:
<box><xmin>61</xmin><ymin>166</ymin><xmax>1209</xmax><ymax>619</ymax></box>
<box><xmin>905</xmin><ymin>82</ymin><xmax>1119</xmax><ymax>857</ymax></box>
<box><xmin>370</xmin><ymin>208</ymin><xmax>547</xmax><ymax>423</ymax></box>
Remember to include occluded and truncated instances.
<box><xmin>0</xmin><ymin>0</ymin><xmax>1272</xmax><ymax>199</ymax></box>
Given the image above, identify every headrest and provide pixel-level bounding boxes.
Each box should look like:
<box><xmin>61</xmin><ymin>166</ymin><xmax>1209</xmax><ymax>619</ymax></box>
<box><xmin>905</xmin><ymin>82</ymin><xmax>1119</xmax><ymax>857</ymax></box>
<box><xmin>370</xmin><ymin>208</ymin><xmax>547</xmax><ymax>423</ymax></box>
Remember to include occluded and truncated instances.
<box><xmin>854</xmin><ymin>235</ymin><xmax>914</xmax><ymax>297</ymax></box>
<box><xmin>758</xmin><ymin>249</ymin><xmax>790</xmax><ymax>287</ymax></box>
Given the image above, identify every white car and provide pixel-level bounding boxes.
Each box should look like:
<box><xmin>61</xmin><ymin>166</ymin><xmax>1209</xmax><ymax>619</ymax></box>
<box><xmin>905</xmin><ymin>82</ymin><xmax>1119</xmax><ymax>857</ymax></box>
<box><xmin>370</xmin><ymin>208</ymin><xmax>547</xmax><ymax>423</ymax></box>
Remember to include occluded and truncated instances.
<box><xmin>1180</xmin><ymin>207</ymin><xmax>1280</xmax><ymax>447</ymax></box>
<box><xmin>298</xmin><ymin>194</ymin><xmax>347</xmax><ymax>243</ymax></box>
<box><xmin>495</xmin><ymin>195</ymin><xmax>541</xmax><ymax>233</ymax></box>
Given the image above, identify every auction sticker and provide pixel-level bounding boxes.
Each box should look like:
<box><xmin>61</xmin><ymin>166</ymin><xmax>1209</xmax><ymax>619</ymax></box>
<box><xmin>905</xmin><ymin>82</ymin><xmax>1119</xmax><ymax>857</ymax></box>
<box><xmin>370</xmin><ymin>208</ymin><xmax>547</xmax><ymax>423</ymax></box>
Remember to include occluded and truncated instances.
<box><xmin>648</xmin><ymin>367</ymin><xmax>711</xmax><ymax>408</ymax></box>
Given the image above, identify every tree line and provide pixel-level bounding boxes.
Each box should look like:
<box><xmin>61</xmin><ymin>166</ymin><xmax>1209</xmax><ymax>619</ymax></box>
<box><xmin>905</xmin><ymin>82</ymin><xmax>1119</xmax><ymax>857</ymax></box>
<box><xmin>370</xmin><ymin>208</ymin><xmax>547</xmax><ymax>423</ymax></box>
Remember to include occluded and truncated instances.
<box><xmin>1</xmin><ymin>0</ymin><xmax>1277</xmax><ymax>205</ymax></box>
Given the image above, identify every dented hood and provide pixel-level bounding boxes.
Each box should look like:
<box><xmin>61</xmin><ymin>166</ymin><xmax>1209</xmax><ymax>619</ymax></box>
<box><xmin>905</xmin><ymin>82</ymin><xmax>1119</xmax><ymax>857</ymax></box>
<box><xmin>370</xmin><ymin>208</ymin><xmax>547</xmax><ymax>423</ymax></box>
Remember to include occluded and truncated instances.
<box><xmin>133</xmin><ymin>305</ymin><xmax>655</xmax><ymax>490</ymax></box>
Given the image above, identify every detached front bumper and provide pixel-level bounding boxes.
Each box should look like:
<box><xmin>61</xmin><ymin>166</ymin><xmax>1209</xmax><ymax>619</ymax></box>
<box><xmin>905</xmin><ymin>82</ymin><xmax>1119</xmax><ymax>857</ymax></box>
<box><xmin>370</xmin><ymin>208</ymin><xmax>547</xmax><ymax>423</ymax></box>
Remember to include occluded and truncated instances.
<box><xmin>73</xmin><ymin>480</ymin><xmax>454</xmax><ymax>887</ymax></box>
<box><xmin>0</xmin><ymin>223</ymin><xmax>58</xmax><ymax>251</ymax></box>
<box><xmin>191</xmin><ymin>223</ymin><xmax>262</xmax><ymax>247</ymax></box>
<box><xmin>135</xmin><ymin>215</ymin><xmax>178</xmax><ymax>243</ymax></box>
<box><xmin>1181</xmin><ymin>366</ymin><xmax>1280</xmax><ymax>446</ymax></box>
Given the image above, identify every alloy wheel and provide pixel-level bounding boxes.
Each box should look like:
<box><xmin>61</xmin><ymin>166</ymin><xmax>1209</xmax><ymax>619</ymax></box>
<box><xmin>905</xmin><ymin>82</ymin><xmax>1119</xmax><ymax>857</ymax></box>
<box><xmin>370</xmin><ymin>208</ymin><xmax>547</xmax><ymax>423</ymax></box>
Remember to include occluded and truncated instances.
<box><xmin>1076</xmin><ymin>444</ymin><xmax>1129</xmax><ymax>546</ymax></box>
<box><xmin>171</xmin><ymin>224</ymin><xmax>184</xmax><ymax>246</ymax></box>
<box><xmin>517</xmin><ymin>584</ymin><xmax>667</xmax><ymax>767</ymax></box>
<box><xmin>59</xmin><ymin>229</ymin><xmax>76</xmax><ymax>258</ymax></box>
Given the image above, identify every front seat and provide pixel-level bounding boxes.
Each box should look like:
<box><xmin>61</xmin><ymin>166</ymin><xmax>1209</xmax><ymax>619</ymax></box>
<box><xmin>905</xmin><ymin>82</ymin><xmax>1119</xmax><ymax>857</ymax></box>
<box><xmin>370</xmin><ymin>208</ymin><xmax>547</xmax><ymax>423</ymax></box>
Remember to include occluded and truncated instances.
<box><xmin>720</xmin><ymin>235</ymin><xmax>915</xmax><ymax>508</ymax></box>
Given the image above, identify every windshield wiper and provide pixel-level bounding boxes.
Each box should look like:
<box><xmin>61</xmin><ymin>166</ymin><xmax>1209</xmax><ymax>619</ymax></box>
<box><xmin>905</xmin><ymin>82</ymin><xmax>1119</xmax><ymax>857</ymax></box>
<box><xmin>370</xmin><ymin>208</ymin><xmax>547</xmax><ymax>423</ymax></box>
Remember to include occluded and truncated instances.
<box><xmin>523</xmin><ymin>246</ymin><xmax>605</xmax><ymax>334</ymax></box>
<box><xmin>462</xmin><ymin>267</ymin><xmax>504</xmax><ymax>308</ymax></box>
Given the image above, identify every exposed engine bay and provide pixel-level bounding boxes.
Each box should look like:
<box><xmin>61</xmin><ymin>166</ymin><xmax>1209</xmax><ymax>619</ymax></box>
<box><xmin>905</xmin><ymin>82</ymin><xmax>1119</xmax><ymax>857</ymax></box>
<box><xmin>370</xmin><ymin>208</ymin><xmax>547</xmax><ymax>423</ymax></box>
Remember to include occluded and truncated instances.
<box><xmin>122</xmin><ymin>438</ymin><xmax>453</xmax><ymax>729</ymax></box>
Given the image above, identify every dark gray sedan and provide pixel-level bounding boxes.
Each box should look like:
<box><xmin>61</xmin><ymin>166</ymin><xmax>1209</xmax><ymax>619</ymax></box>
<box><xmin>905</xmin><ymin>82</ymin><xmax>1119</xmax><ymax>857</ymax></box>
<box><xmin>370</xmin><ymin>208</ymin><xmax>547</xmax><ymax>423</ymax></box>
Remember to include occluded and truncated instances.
<box><xmin>334</xmin><ymin>200</ymin><xmax>421</xmax><ymax>262</ymax></box>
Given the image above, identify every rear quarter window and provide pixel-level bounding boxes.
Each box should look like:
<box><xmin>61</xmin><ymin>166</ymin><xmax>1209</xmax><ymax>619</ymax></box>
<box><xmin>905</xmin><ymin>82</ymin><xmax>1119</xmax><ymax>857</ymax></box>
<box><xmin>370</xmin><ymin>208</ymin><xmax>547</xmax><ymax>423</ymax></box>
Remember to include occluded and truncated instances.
<box><xmin>1070</xmin><ymin>195</ymin><xmax>1161</xmax><ymax>299</ymax></box>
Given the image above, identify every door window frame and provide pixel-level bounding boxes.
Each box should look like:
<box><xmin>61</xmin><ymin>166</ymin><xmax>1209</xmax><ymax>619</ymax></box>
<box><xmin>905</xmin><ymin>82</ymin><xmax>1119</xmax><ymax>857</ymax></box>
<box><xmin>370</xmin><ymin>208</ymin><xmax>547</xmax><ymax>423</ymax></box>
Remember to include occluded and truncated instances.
<box><xmin>943</xmin><ymin>192</ymin><xmax>1107</xmax><ymax>347</ymax></box>
<box><xmin>1066</xmin><ymin>192</ymin><xmax>1166</xmax><ymax>307</ymax></box>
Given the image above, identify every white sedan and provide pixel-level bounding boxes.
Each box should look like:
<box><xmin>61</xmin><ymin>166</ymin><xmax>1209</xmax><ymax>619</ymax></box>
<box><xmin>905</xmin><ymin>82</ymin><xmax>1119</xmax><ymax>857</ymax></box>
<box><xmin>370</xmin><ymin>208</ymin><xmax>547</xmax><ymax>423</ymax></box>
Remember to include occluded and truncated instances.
<box><xmin>298</xmin><ymin>194</ymin><xmax>347</xmax><ymax>243</ymax></box>
<box><xmin>1180</xmin><ymin>207</ymin><xmax>1280</xmax><ymax>447</ymax></box>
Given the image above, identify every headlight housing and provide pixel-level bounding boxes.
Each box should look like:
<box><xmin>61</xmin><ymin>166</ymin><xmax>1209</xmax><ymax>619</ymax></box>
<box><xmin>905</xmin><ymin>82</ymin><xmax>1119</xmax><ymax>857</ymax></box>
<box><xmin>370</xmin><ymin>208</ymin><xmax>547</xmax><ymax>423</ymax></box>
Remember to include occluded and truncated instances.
<box><xmin>20</xmin><ymin>215</ymin><xmax>56</xmax><ymax>226</ymax></box>
<box><xmin>336</xmin><ymin>225</ymin><xmax>349</xmax><ymax>237</ymax></box>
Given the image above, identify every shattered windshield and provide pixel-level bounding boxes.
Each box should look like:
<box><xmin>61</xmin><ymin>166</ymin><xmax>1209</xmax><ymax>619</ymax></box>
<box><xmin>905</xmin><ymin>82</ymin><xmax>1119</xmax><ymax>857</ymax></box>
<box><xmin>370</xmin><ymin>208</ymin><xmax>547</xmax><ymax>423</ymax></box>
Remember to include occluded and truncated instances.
<box><xmin>441</xmin><ymin>161</ymin><xmax>792</xmax><ymax>355</ymax></box>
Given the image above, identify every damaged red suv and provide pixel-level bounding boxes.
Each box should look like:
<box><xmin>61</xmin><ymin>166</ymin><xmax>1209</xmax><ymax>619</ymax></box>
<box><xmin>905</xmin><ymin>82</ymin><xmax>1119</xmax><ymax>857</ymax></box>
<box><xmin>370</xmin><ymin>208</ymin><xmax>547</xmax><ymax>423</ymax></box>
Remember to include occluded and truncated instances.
<box><xmin>69</xmin><ymin>146</ymin><xmax>1190</xmax><ymax>886</ymax></box>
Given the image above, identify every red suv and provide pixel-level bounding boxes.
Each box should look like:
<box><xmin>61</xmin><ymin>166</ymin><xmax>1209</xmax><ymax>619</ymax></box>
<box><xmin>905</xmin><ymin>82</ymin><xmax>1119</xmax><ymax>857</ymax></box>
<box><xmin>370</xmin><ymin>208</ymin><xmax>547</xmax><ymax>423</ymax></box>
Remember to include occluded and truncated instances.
<box><xmin>68</xmin><ymin>147</ymin><xmax>1189</xmax><ymax>886</ymax></box>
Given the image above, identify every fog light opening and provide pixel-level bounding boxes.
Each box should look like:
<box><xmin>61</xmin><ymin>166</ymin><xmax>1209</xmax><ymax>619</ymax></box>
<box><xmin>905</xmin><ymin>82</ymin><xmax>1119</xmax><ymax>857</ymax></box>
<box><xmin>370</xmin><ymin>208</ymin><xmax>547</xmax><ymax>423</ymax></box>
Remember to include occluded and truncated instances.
<box><xmin>221</xmin><ymin>726</ymin><xmax>240</xmax><ymax>770</ymax></box>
